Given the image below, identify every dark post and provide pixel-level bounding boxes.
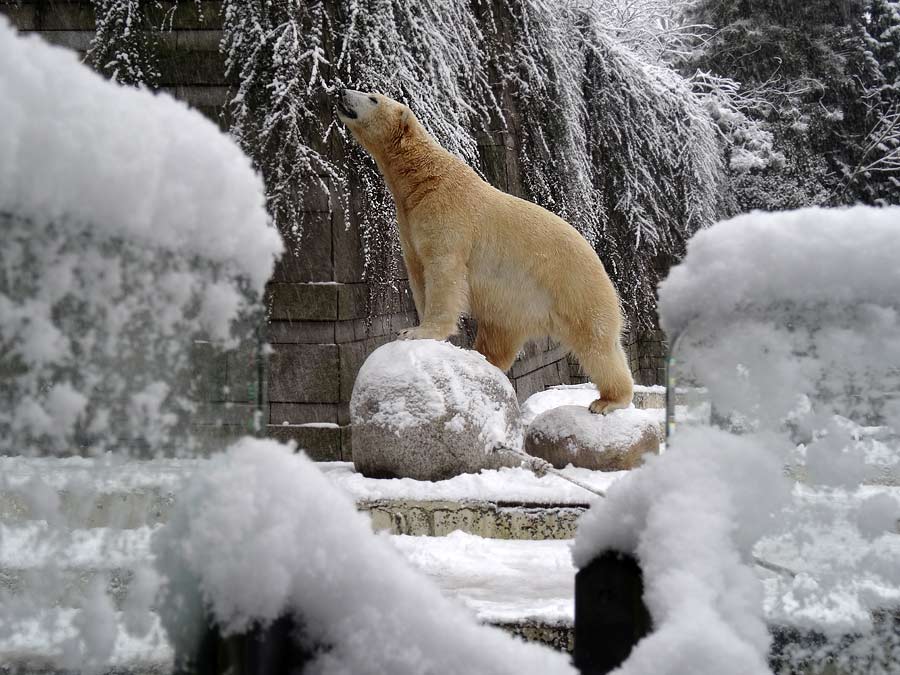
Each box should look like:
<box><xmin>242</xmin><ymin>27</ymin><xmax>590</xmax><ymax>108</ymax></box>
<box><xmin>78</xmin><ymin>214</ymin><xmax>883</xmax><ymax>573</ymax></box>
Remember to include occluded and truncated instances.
<box><xmin>574</xmin><ymin>551</ymin><xmax>652</xmax><ymax>675</ymax></box>
<box><xmin>177</xmin><ymin>613</ymin><xmax>315</xmax><ymax>675</ymax></box>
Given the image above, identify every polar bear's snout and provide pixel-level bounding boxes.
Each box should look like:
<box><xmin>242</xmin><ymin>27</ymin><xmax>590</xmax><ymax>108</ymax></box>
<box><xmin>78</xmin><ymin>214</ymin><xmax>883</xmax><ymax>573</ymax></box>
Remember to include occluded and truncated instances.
<box><xmin>336</xmin><ymin>89</ymin><xmax>379</xmax><ymax>122</ymax></box>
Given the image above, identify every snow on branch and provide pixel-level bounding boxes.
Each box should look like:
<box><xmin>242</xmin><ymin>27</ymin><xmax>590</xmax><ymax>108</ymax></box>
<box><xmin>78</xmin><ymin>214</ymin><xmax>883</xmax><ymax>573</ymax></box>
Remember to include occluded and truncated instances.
<box><xmin>86</xmin><ymin>0</ymin><xmax>162</xmax><ymax>86</ymax></box>
<box><xmin>486</xmin><ymin>0</ymin><xmax>726</xmax><ymax>326</ymax></box>
<box><xmin>839</xmin><ymin>103</ymin><xmax>900</xmax><ymax>201</ymax></box>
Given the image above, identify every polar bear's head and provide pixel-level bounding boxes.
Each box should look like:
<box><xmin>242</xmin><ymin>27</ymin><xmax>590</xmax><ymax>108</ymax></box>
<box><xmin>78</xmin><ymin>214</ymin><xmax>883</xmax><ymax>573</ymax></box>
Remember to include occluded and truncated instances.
<box><xmin>336</xmin><ymin>89</ymin><xmax>420</xmax><ymax>156</ymax></box>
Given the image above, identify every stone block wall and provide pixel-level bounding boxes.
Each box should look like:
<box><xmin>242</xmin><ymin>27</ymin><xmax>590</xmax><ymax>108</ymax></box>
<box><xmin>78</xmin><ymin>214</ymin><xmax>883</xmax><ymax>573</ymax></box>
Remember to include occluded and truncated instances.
<box><xmin>569</xmin><ymin>330</ymin><xmax>668</xmax><ymax>388</ymax></box>
<box><xmin>2</xmin><ymin>0</ymin><xmax>669</xmax><ymax>460</ymax></box>
<box><xmin>624</xmin><ymin>329</ymin><xmax>668</xmax><ymax>387</ymax></box>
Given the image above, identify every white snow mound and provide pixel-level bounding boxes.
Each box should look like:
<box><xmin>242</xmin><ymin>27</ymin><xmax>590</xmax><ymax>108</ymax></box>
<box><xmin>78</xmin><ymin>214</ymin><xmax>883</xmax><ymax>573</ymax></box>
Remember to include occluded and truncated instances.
<box><xmin>0</xmin><ymin>19</ymin><xmax>282</xmax><ymax>291</ymax></box>
<box><xmin>658</xmin><ymin>206</ymin><xmax>900</xmax><ymax>336</ymax></box>
<box><xmin>574</xmin><ymin>426</ymin><xmax>791</xmax><ymax>675</ymax></box>
<box><xmin>153</xmin><ymin>438</ymin><xmax>575</xmax><ymax>675</ymax></box>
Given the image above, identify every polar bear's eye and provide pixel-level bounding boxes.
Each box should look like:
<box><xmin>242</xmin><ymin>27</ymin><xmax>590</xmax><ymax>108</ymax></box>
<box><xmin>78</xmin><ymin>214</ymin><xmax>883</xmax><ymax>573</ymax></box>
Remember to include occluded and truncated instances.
<box><xmin>369</xmin><ymin>96</ymin><xmax>378</xmax><ymax>104</ymax></box>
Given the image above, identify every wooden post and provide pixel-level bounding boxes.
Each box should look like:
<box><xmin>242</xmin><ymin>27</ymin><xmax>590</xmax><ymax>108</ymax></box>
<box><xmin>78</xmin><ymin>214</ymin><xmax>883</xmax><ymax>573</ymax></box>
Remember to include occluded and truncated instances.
<box><xmin>574</xmin><ymin>551</ymin><xmax>652</xmax><ymax>675</ymax></box>
<box><xmin>177</xmin><ymin>614</ymin><xmax>314</xmax><ymax>675</ymax></box>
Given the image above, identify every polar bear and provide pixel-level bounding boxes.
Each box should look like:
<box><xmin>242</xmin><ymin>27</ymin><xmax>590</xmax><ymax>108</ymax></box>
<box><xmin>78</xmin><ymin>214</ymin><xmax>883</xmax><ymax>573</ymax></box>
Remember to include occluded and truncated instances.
<box><xmin>337</xmin><ymin>89</ymin><xmax>633</xmax><ymax>413</ymax></box>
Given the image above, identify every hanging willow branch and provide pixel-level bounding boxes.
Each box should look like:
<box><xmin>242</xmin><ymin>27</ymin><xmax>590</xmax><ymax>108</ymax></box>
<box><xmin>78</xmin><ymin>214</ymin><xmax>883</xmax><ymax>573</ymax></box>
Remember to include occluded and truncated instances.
<box><xmin>86</xmin><ymin>0</ymin><xmax>162</xmax><ymax>86</ymax></box>
<box><xmin>221</xmin><ymin>0</ymin><xmax>729</xmax><ymax>329</ymax></box>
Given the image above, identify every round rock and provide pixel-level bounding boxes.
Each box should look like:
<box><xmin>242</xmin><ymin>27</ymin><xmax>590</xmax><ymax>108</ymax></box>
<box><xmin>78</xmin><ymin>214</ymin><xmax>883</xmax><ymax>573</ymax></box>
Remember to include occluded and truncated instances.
<box><xmin>350</xmin><ymin>340</ymin><xmax>522</xmax><ymax>481</ymax></box>
<box><xmin>525</xmin><ymin>405</ymin><xmax>661</xmax><ymax>471</ymax></box>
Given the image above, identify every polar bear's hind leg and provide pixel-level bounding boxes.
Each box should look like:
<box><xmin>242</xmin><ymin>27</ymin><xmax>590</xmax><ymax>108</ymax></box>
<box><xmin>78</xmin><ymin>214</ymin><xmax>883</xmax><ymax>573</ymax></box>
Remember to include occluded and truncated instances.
<box><xmin>558</xmin><ymin>317</ymin><xmax>633</xmax><ymax>414</ymax></box>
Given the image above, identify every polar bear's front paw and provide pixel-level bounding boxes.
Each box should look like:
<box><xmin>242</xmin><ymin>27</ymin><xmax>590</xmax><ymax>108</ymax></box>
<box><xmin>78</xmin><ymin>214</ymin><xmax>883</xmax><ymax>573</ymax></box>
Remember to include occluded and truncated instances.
<box><xmin>397</xmin><ymin>326</ymin><xmax>451</xmax><ymax>341</ymax></box>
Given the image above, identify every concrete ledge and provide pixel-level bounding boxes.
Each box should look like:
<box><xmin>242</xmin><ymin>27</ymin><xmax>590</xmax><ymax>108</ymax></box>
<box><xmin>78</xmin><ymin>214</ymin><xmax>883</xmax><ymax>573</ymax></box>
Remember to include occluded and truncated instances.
<box><xmin>0</xmin><ymin>489</ymin><xmax>588</xmax><ymax>539</ymax></box>
<box><xmin>361</xmin><ymin>499</ymin><xmax>586</xmax><ymax>540</ymax></box>
<box><xmin>0</xmin><ymin>488</ymin><xmax>176</xmax><ymax>530</ymax></box>
<box><xmin>495</xmin><ymin>621</ymin><xmax>573</xmax><ymax>652</ymax></box>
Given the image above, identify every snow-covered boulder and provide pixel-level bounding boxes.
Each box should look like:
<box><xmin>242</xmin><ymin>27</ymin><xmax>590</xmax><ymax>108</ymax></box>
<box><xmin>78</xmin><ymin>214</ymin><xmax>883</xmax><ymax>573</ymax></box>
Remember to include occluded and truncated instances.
<box><xmin>350</xmin><ymin>340</ymin><xmax>522</xmax><ymax>481</ymax></box>
<box><xmin>521</xmin><ymin>383</ymin><xmax>666</xmax><ymax>426</ymax></box>
<box><xmin>524</xmin><ymin>406</ymin><xmax>661</xmax><ymax>471</ymax></box>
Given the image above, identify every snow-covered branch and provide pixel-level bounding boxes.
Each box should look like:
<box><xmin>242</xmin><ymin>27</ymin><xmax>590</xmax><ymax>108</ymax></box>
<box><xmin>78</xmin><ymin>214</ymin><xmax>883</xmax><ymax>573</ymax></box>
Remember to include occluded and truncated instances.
<box><xmin>86</xmin><ymin>0</ymin><xmax>161</xmax><ymax>86</ymax></box>
<box><xmin>221</xmin><ymin>0</ymin><xmax>728</xmax><ymax>327</ymax></box>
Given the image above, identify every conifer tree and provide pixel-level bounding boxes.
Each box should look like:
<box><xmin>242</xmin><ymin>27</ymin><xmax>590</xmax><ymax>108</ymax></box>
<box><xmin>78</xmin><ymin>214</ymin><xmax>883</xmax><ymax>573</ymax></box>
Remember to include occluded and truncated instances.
<box><xmin>681</xmin><ymin>0</ymin><xmax>866</xmax><ymax>208</ymax></box>
<box><xmin>838</xmin><ymin>0</ymin><xmax>900</xmax><ymax>203</ymax></box>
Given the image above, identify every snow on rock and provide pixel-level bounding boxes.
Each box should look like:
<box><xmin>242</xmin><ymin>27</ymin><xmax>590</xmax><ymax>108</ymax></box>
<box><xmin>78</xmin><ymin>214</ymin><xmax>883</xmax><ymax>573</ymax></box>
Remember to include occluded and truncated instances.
<box><xmin>522</xmin><ymin>385</ymin><xmax>602</xmax><ymax>426</ymax></box>
<box><xmin>522</xmin><ymin>384</ymin><xmax>666</xmax><ymax>426</ymax></box>
<box><xmin>350</xmin><ymin>340</ymin><xmax>522</xmax><ymax>481</ymax></box>
<box><xmin>152</xmin><ymin>438</ymin><xmax>576</xmax><ymax>675</ymax></box>
<box><xmin>0</xmin><ymin>20</ymin><xmax>283</xmax><ymax>455</ymax></box>
<box><xmin>525</xmin><ymin>406</ymin><xmax>661</xmax><ymax>471</ymax></box>
<box><xmin>573</xmin><ymin>426</ymin><xmax>792</xmax><ymax>675</ymax></box>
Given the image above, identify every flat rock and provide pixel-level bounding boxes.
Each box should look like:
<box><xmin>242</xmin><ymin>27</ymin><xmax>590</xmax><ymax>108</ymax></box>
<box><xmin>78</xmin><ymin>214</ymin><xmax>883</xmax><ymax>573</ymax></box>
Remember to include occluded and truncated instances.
<box><xmin>350</xmin><ymin>340</ymin><xmax>521</xmax><ymax>481</ymax></box>
<box><xmin>521</xmin><ymin>384</ymin><xmax>667</xmax><ymax>426</ymax></box>
<box><xmin>524</xmin><ymin>406</ymin><xmax>660</xmax><ymax>471</ymax></box>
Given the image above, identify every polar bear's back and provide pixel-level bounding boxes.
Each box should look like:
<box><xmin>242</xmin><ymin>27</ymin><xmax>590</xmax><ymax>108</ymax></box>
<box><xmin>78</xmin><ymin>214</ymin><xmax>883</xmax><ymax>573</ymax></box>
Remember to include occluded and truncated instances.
<box><xmin>467</xmin><ymin>183</ymin><xmax>622</xmax><ymax>336</ymax></box>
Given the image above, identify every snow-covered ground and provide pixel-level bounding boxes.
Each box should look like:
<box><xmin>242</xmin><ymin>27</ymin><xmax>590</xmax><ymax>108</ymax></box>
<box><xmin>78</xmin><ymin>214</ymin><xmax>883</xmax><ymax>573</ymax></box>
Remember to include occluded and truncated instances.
<box><xmin>0</xmin><ymin>454</ymin><xmax>618</xmax><ymax>508</ymax></box>
<box><xmin>2</xmin><ymin>457</ymin><xmax>897</xmax><ymax>629</ymax></box>
<box><xmin>390</xmin><ymin>531</ymin><xmax>575</xmax><ymax>625</ymax></box>
<box><xmin>1</xmin><ymin>610</ymin><xmax>172</xmax><ymax>671</ymax></box>
<box><xmin>321</xmin><ymin>461</ymin><xmax>620</xmax><ymax>504</ymax></box>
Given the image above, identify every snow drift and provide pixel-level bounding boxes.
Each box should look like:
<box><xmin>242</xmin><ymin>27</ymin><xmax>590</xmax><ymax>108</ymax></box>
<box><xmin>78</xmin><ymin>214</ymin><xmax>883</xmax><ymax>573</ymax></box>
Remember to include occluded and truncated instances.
<box><xmin>0</xmin><ymin>19</ymin><xmax>283</xmax><ymax>455</ymax></box>
<box><xmin>575</xmin><ymin>206</ymin><xmax>900</xmax><ymax>675</ymax></box>
<box><xmin>153</xmin><ymin>438</ymin><xmax>576</xmax><ymax>675</ymax></box>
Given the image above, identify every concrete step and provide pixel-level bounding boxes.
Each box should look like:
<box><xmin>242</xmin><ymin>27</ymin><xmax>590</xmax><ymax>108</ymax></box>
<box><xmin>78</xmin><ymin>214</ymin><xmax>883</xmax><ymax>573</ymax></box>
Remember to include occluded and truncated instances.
<box><xmin>0</xmin><ymin>457</ymin><xmax>621</xmax><ymax>538</ymax></box>
<box><xmin>363</xmin><ymin>498</ymin><xmax>584</xmax><ymax>539</ymax></box>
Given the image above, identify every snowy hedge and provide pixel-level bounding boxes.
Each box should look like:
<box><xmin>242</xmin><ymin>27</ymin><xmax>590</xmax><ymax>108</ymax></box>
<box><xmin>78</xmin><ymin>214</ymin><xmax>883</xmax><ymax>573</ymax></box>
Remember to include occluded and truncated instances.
<box><xmin>575</xmin><ymin>206</ymin><xmax>900</xmax><ymax>674</ymax></box>
<box><xmin>153</xmin><ymin>438</ymin><xmax>576</xmax><ymax>675</ymax></box>
<box><xmin>0</xmin><ymin>20</ymin><xmax>283</xmax><ymax>455</ymax></box>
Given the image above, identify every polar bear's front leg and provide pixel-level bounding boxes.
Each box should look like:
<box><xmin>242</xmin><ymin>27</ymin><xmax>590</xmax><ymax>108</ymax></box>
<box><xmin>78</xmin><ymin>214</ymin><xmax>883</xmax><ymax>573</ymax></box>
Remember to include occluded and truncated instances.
<box><xmin>399</xmin><ymin>232</ymin><xmax>426</xmax><ymax>319</ymax></box>
<box><xmin>398</xmin><ymin>256</ymin><xmax>468</xmax><ymax>341</ymax></box>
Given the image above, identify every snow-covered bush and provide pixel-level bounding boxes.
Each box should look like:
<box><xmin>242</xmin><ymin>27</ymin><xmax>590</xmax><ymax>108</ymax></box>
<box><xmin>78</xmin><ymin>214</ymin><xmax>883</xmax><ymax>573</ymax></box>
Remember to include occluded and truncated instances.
<box><xmin>153</xmin><ymin>437</ymin><xmax>576</xmax><ymax>675</ymax></box>
<box><xmin>576</xmin><ymin>206</ymin><xmax>899</xmax><ymax>674</ymax></box>
<box><xmin>574</xmin><ymin>427</ymin><xmax>789</xmax><ymax>675</ymax></box>
<box><xmin>1</xmin><ymin>19</ymin><xmax>281</xmax><ymax>670</ymax></box>
<box><xmin>660</xmin><ymin>207</ymin><xmax>900</xmax><ymax>436</ymax></box>
<box><xmin>0</xmin><ymin>19</ymin><xmax>282</xmax><ymax>456</ymax></box>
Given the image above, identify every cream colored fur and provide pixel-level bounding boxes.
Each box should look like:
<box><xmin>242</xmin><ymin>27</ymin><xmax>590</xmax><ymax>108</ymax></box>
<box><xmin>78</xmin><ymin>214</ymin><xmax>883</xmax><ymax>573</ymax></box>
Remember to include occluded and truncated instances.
<box><xmin>337</xmin><ymin>90</ymin><xmax>633</xmax><ymax>413</ymax></box>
